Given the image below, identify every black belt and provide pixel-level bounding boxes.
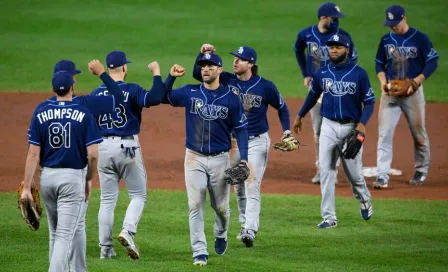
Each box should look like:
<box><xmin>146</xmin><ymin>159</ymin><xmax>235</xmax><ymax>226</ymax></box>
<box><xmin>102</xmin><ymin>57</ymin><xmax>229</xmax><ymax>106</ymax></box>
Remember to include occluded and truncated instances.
<box><xmin>103</xmin><ymin>135</ymin><xmax>134</xmax><ymax>140</ymax></box>
<box><xmin>329</xmin><ymin>118</ymin><xmax>356</xmax><ymax>125</ymax></box>
<box><xmin>195</xmin><ymin>150</ymin><xmax>227</xmax><ymax>157</ymax></box>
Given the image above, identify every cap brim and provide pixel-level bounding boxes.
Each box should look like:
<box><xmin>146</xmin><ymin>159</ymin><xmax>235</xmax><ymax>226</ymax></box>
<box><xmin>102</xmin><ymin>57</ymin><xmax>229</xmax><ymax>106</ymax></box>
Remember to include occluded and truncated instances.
<box><xmin>326</xmin><ymin>41</ymin><xmax>348</xmax><ymax>47</ymax></box>
<box><xmin>196</xmin><ymin>60</ymin><xmax>221</xmax><ymax>67</ymax></box>
<box><xmin>229</xmin><ymin>52</ymin><xmax>250</xmax><ymax>61</ymax></box>
<box><xmin>383</xmin><ymin>19</ymin><xmax>401</xmax><ymax>27</ymax></box>
<box><xmin>126</xmin><ymin>60</ymin><xmax>132</xmax><ymax>64</ymax></box>
<box><xmin>333</xmin><ymin>12</ymin><xmax>346</xmax><ymax>18</ymax></box>
<box><xmin>75</xmin><ymin>69</ymin><xmax>81</xmax><ymax>74</ymax></box>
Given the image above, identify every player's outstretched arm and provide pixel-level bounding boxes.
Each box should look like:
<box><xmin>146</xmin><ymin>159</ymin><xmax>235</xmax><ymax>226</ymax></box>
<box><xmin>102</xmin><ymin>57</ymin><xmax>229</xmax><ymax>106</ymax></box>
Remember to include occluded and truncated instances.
<box><xmin>142</xmin><ymin>61</ymin><xmax>164</xmax><ymax>106</ymax></box>
<box><xmin>88</xmin><ymin>60</ymin><xmax>125</xmax><ymax>104</ymax></box>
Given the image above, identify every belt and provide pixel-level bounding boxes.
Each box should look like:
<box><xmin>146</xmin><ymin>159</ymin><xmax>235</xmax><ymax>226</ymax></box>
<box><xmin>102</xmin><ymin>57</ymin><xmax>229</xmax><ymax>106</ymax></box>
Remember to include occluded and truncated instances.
<box><xmin>195</xmin><ymin>150</ymin><xmax>227</xmax><ymax>157</ymax></box>
<box><xmin>329</xmin><ymin>118</ymin><xmax>356</xmax><ymax>125</ymax></box>
<box><xmin>103</xmin><ymin>135</ymin><xmax>134</xmax><ymax>140</ymax></box>
<box><xmin>231</xmin><ymin>134</ymin><xmax>260</xmax><ymax>140</ymax></box>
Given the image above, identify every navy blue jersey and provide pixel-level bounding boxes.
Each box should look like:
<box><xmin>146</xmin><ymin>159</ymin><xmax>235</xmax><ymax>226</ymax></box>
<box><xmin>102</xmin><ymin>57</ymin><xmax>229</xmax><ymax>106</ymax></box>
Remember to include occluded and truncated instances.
<box><xmin>165</xmin><ymin>82</ymin><xmax>248</xmax><ymax>154</ymax></box>
<box><xmin>90</xmin><ymin>76</ymin><xmax>164</xmax><ymax>137</ymax></box>
<box><xmin>375</xmin><ymin>28</ymin><xmax>439</xmax><ymax>80</ymax></box>
<box><xmin>298</xmin><ymin>60</ymin><xmax>375</xmax><ymax>125</ymax></box>
<box><xmin>294</xmin><ymin>25</ymin><xmax>357</xmax><ymax>78</ymax></box>
<box><xmin>192</xmin><ymin>54</ymin><xmax>290</xmax><ymax>136</ymax></box>
<box><xmin>28</xmin><ymin>101</ymin><xmax>103</xmax><ymax>169</ymax></box>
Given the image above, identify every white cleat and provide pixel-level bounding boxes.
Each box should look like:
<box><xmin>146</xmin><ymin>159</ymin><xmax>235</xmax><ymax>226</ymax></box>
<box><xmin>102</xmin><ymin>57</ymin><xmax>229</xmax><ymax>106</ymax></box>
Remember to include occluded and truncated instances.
<box><xmin>118</xmin><ymin>231</ymin><xmax>140</xmax><ymax>260</ymax></box>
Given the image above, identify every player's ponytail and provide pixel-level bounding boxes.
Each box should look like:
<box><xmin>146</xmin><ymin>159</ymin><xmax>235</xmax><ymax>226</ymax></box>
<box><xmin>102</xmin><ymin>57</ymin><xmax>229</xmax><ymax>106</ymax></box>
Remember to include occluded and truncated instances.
<box><xmin>251</xmin><ymin>65</ymin><xmax>258</xmax><ymax>76</ymax></box>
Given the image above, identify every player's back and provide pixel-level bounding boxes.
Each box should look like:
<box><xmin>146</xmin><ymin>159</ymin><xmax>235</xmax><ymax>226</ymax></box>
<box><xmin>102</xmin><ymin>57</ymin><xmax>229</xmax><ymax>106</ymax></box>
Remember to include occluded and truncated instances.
<box><xmin>28</xmin><ymin>101</ymin><xmax>102</xmax><ymax>169</ymax></box>
<box><xmin>91</xmin><ymin>81</ymin><xmax>147</xmax><ymax>137</ymax></box>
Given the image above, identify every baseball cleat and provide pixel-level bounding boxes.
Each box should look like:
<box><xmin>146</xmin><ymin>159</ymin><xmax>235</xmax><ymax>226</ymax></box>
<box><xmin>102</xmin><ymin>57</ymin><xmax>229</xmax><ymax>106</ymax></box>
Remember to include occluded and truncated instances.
<box><xmin>311</xmin><ymin>170</ymin><xmax>320</xmax><ymax>184</ymax></box>
<box><xmin>214</xmin><ymin>238</ymin><xmax>228</xmax><ymax>255</ymax></box>
<box><xmin>236</xmin><ymin>227</ymin><xmax>245</xmax><ymax>240</ymax></box>
<box><xmin>317</xmin><ymin>220</ymin><xmax>337</xmax><ymax>229</ymax></box>
<box><xmin>100</xmin><ymin>247</ymin><xmax>116</xmax><ymax>259</ymax></box>
<box><xmin>193</xmin><ymin>254</ymin><xmax>208</xmax><ymax>266</ymax></box>
<box><xmin>118</xmin><ymin>231</ymin><xmax>140</xmax><ymax>260</ymax></box>
<box><xmin>360</xmin><ymin>201</ymin><xmax>373</xmax><ymax>220</ymax></box>
<box><xmin>241</xmin><ymin>229</ymin><xmax>255</xmax><ymax>248</ymax></box>
<box><xmin>373</xmin><ymin>178</ymin><xmax>388</xmax><ymax>189</ymax></box>
<box><xmin>409</xmin><ymin>171</ymin><xmax>427</xmax><ymax>185</ymax></box>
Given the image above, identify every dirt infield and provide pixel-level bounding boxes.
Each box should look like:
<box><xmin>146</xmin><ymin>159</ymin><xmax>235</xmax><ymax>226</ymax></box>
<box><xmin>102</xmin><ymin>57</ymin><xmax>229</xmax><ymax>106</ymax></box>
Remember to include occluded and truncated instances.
<box><xmin>1</xmin><ymin>93</ymin><xmax>447</xmax><ymax>200</ymax></box>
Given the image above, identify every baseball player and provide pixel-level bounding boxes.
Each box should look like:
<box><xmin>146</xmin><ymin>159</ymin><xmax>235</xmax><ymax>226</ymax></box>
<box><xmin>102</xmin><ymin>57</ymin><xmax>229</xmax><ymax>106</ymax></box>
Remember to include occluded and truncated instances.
<box><xmin>373</xmin><ymin>5</ymin><xmax>439</xmax><ymax>189</ymax></box>
<box><xmin>21</xmin><ymin>71</ymin><xmax>103</xmax><ymax>272</ymax></box>
<box><xmin>294</xmin><ymin>2</ymin><xmax>357</xmax><ymax>184</ymax></box>
<box><xmin>91</xmin><ymin>51</ymin><xmax>164</xmax><ymax>260</ymax></box>
<box><xmin>27</xmin><ymin>59</ymin><xmax>125</xmax><ymax>271</ymax></box>
<box><xmin>192</xmin><ymin>44</ymin><xmax>296</xmax><ymax>248</ymax></box>
<box><xmin>294</xmin><ymin>34</ymin><xmax>375</xmax><ymax>228</ymax></box>
<box><xmin>163</xmin><ymin>53</ymin><xmax>249</xmax><ymax>266</ymax></box>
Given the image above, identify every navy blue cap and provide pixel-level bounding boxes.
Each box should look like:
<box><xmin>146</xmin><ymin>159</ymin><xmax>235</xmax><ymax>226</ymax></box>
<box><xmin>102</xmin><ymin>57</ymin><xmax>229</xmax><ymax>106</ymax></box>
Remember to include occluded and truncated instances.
<box><xmin>106</xmin><ymin>51</ymin><xmax>132</xmax><ymax>68</ymax></box>
<box><xmin>325</xmin><ymin>34</ymin><xmax>350</xmax><ymax>47</ymax></box>
<box><xmin>230</xmin><ymin>46</ymin><xmax>257</xmax><ymax>64</ymax></box>
<box><xmin>52</xmin><ymin>71</ymin><xmax>75</xmax><ymax>92</ymax></box>
<box><xmin>318</xmin><ymin>2</ymin><xmax>345</xmax><ymax>18</ymax></box>
<box><xmin>54</xmin><ymin>60</ymin><xmax>81</xmax><ymax>75</ymax></box>
<box><xmin>383</xmin><ymin>5</ymin><xmax>405</xmax><ymax>27</ymax></box>
<box><xmin>196</xmin><ymin>53</ymin><xmax>222</xmax><ymax>67</ymax></box>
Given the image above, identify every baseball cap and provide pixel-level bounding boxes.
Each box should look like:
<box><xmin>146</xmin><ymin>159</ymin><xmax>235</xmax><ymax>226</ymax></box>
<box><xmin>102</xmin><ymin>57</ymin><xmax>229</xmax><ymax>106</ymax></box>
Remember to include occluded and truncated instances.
<box><xmin>52</xmin><ymin>71</ymin><xmax>75</xmax><ymax>92</ymax></box>
<box><xmin>318</xmin><ymin>2</ymin><xmax>345</xmax><ymax>18</ymax></box>
<box><xmin>229</xmin><ymin>46</ymin><xmax>257</xmax><ymax>64</ymax></box>
<box><xmin>325</xmin><ymin>34</ymin><xmax>350</xmax><ymax>48</ymax></box>
<box><xmin>106</xmin><ymin>51</ymin><xmax>132</xmax><ymax>68</ymax></box>
<box><xmin>383</xmin><ymin>5</ymin><xmax>405</xmax><ymax>27</ymax></box>
<box><xmin>196</xmin><ymin>53</ymin><xmax>222</xmax><ymax>67</ymax></box>
<box><xmin>54</xmin><ymin>60</ymin><xmax>81</xmax><ymax>75</ymax></box>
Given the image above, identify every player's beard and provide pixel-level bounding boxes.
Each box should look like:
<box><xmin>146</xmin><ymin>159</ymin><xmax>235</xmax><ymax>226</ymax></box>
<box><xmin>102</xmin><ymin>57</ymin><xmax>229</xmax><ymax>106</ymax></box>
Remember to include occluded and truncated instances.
<box><xmin>203</xmin><ymin>74</ymin><xmax>218</xmax><ymax>84</ymax></box>
<box><xmin>330</xmin><ymin>51</ymin><xmax>349</xmax><ymax>65</ymax></box>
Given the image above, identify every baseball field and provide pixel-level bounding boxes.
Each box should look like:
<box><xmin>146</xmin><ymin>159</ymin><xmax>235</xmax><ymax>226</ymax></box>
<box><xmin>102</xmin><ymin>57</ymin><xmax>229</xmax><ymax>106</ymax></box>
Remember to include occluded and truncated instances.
<box><xmin>1</xmin><ymin>0</ymin><xmax>447</xmax><ymax>271</ymax></box>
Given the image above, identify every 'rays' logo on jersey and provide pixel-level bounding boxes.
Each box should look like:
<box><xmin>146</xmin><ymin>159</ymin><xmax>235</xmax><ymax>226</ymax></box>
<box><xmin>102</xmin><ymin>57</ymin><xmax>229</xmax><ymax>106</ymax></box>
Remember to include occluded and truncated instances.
<box><xmin>190</xmin><ymin>98</ymin><xmax>229</xmax><ymax>120</ymax></box>
<box><xmin>306</xmin><ymin>42</ymin><xmax>329</xmax><ymax>61</ymax></box>
<box><xmin>229</xmin><ymin>85</ymin><xmax>262</xmax><ymax>110</ymax></box>
<box><xmin>385</xmin><ymin>44</ymin><xmax>418</xmax><ymax>59</ymax></box>
<box><xmin>322</xmin><ymin>78</ymin><xmax>357</xmax><ymax>96</ymax></box>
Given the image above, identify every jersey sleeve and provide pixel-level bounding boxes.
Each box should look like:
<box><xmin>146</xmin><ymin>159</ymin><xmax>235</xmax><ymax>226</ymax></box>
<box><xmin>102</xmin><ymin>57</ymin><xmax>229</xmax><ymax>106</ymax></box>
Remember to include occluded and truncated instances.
<box><xmin>347</xmin><ymin>34</ymin><xmax>358</xmax><ymax>62</ymax></box>
<box><xmin>419</xmin><ymin>33</ymin><xmax>439</xmax><ymax>63</ymax></box>
<box><xmin>80</xmin><ymin>95</ymin><xmax>115</xmax><ymax>116</ymax></box>
<box><xmin>28</xmin><ymin>117</ymin><xmax>41</xmax><ymax>146</ymax></box>
<box><xmin>130</xmin><ymin>84</ymin><xmax>149</xmax><ymax>108</ymax></box>
<box><xmin>85</xmin><ymin>113</ymin><xmax>103</xmax><ymax>146</ymax></box>
<box><xmin>375</xmin><ymin>38</ymin><xmax>387</xmax><ymax>70</ymax></box>
<box><xmin>294</xmin><ymin>30</ymin><xmax>309</xmax><ymax>78</ymax></box>
<box><xmin>359</xmin><ymin>70</ymin><xmax>375</xmax><ymax>103</ymax></box>
<box><xmin>166</xmin><ymin>85</ymin><xmax>188</xmax><ymax>107</ymax></box>
<box><xmin>265</xmin><ymin>81</ymin><xmax>285</xmax><ymax>110</ymax></box>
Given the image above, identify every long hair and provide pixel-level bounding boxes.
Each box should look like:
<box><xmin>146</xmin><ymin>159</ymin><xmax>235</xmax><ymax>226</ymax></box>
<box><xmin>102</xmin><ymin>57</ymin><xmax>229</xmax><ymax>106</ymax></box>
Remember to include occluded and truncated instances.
<box><xmin>251</xmin><ymin>65</ymin><xmax>258</xmax><ymax>76</ymax></box>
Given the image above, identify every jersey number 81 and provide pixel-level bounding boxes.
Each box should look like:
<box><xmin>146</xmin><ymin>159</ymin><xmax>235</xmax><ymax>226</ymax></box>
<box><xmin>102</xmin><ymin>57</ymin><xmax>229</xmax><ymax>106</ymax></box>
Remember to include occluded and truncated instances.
<box><xmin>98</xmin><ymin>104</ymin><xmax>128</xmax><ymax>129</ymax></box>
<box><xmin>49</xmin><ymin>122</ymin><xmax>71</xmax><ymax>148</ymax></box>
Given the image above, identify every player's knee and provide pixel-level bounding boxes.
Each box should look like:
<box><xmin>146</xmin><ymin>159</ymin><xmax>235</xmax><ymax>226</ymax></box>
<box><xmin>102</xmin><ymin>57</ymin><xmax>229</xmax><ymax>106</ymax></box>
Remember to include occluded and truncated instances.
<box><xmin>215</xmin><ymin>205</ymin><xmax>229</xmax><ymax>217</ymax></box>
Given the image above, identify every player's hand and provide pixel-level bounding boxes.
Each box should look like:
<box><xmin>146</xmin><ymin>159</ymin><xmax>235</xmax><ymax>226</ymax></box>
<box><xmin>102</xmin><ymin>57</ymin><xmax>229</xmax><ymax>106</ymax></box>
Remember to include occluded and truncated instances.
<box><xmin>85</xmin><ymin>180</ymin><xmax>92</xmax><ymax>202</ymax></box>
<box><xmin>20</xmin><ymin>188</ymin><xmax>33</xmax><ymax>202</ymax></box>
<box><xmin>304</xmin><ymin>77</ymin><xmax>312</xmax><ymax>88</ymax></box>
<box><xmin>200</xmin><ymin>43</ymin><xmax>216</xmax><ymax>54</ymax></box>
<box><xmin>148</xmin><ymin>61</ymin><xmax>161</xmax><ymax>76</ymax></box>
<box><xmin>293</xmin><ymin>115</ymin><xmax>303</xmax><ymax>134</ymax></box>
<box><xmin>380</xmin><ymin>81</ymin><xmax>390</xmax><ymax>95</ymax></box>
<box><xmin>88</xmin><ymin>60</ymin><xmax>105</xmax><ymax>76</ymax></box>
<box><xmin>355</xmin><ymin>123</ymin><xmax>366</xmax><ymax>135</ymax></box>
<box><xmin>170</xmin><ymin>64</ymin><xmax>185</xmax><ymax>77</ymax></box>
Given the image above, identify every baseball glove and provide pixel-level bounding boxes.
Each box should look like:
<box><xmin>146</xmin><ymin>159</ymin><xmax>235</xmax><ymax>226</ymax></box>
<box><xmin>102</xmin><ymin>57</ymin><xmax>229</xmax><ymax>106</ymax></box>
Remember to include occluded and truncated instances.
<box><xmin>272</xmin><ymin>130</ymin><xmax>300</xmax><ymax>152</ymax></box>
<box><xmin>224</xmin><ymin>161</ymin><xmax>250</xmax><ymax>185</ymax></box>
<box><xmin>387</xmin><ymin>79</ymin><xmax>420</xmax><ymax>97</ymax></box>
<box><xmin>16</xmin><ymin>182</ymin><xmax>43</xmax><ymax>231</ymax></box>
<box><xmin>341</xmin><ymin>130</ymin><xmax>365</xmax><ymax>160</ymax></box>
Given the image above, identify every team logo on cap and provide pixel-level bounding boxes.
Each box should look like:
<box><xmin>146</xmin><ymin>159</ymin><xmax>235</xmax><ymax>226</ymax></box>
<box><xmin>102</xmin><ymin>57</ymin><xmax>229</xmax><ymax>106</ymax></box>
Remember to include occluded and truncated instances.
<box><xmin>238</xmin><ymin>47</ymin><xmax>244</xmax><ymax>54</ymax></box>
<box><xmin>205</xmin><ymin>53</ymin><xmax>211</xmax><ymax>59</ymax></box>
<box><xmin>388</xmin><ymin>12</ymin><xmax>394</xmax><ymax>20</ymax></box>
<box><xmin>109</xmin><ymin>64</ymin><xmax>114</xmax><ymax>68</ymax></box>
<box><xmin>335</xmin><ymin>6</ymin><xmax>340</xmax><ymax>12</ymax></box>
<box><xmin>332</xmin><ymin>35</ymin><xmax>339</xmax><ymax>41</ymax></box>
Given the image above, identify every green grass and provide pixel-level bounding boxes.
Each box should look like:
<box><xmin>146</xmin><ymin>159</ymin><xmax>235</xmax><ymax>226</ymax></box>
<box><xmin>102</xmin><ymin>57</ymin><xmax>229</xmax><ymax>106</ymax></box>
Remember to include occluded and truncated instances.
<box><xmin>1</xmin><ymin>189</ymin><xmax>447</xmax><ymax>271</ymax></box>
<box><xmin>0</xmin><ymin>0</ymin><xmax>447</xmax><ymax>101</ymax></box>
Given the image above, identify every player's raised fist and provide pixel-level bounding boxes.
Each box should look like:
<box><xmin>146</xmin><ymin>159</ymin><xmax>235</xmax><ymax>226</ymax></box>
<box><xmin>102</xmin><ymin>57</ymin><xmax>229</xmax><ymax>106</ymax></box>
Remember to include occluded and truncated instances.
<box><xmin>148</xmin><ymin>61</ymin><xmax>161</xmax><ymax>76</ymax></box>
<box><xmin>170</xmin><ymin>64</ymin><xmax>186</xmax><ymax>77</ymax></box>
<box><xmin>200</xmin><ymin>43</ymin><xmax>216</xmax><ymax>54</ymax></box>
<box><xmin>88</xmin><ymin>60</ymin><xmax>105</xmax><ymax>76</ymax></box>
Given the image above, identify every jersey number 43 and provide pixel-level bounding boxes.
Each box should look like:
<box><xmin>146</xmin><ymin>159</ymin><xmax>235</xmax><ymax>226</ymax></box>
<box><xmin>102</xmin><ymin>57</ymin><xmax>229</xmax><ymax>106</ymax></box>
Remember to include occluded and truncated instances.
<box><xmin>98</xmin><ymin>104</ymin><xmax>128</xmax><ymax>129</ymax></box>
